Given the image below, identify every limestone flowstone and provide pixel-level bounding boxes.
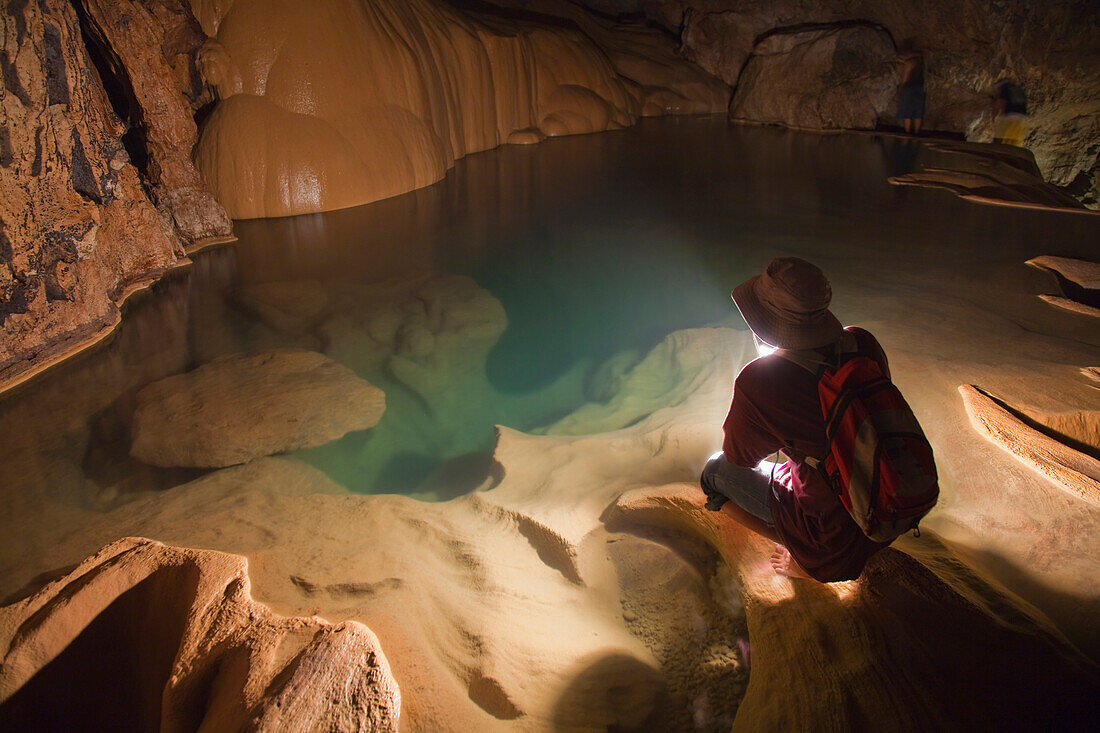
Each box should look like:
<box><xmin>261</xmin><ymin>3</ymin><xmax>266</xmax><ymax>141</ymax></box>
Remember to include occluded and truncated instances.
<box><xmin>888</xmin><ymin>140</ymin><xmax>1092</xmax><ymax>211</ymax></box>
<box><xmin>3</xmin><ymin>322</ymin><xmax>1100</xmax><ymax>729</ymax></box>
<box><xmin>1027</xmin><ymin>255</ymin><xmax>1100</xmax><ymax>318</ymax></box>
<box><xmin>188</xmin><ymin>0</ymin><xmax>729</xmax><ymax>218</ymax></box>
<box><xmin>130</xmin><ymin>348</ymin><xmax>386</xmax><ymax>467</ymax></box>
<box><xmin>606</xmin><ymin>483</ymin><xmax>1100</xmax><ymax>731</ymax></box>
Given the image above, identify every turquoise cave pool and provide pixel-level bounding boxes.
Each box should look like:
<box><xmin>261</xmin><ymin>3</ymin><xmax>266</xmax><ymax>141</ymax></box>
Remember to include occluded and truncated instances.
<box><xmin>2</xmin><ymin>118</ymin><xmax>1098</xmax><ymax>660</ymax></box>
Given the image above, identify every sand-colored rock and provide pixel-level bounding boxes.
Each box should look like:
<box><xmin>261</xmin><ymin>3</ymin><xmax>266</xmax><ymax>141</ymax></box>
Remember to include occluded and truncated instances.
<box><xmin>1</xmin><ymin>330</ymin><xmax>747</xmax><ymax>730</ymax></box>
<box><xmin>730</xmin><ymin>24</ymin><xmax>897</xmax><ymax>130</ymax></box>
<box><xmin>1027</xmin><ymin>255</ymin><xmax>1100</xmax><ymax>291</ymax></box>
<box><xmin>1026</xmin><ymin>255</ymin><xmax>1100</xmax><ymax>318</ymax></box>
<box><xmin>0</xmin><ymin>0</ymin><xmax>184</xmax><ymax>390</ymax></box>
<box><xmin>1037</xmin><ymin>294</ymin><xmax>1100</xmax><ymax>319</ymax></box>
<box><xmin>888</xmin><ymin>140</ymin><xmax>1090</xmax><ymax>211</ymax></box>
<box><xmin>0</xmin><ymin>537</ymin><xmax>400</xmax><ymax>732</ymax></box>
<box><xmin>4</xmin><ymin>317</ymin><xmax>1100</xmax><ymax>728</ymax></box>
<box><xmin>959</xmin><ymin>384</ymin><xmax>1100</xmax><ymax>507</ymax></box>
<box><xmin>607</xmin><ymin>483</ymin><xmax>1099</xmax><ymax>731</ymax></box>
<box><xmin>130</xmin><ymin>348</ymin><xmax>385</xmax><ymax>467</ymax></box>
<box><xmin>189</xmin><ymin>0</ymin><xmax>728</xmax><ymax>218</ymax></box>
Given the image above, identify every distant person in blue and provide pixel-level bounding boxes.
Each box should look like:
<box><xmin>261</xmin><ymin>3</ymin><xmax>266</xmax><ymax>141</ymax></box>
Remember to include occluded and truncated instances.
<box><xmin>896</xmin><ymin>45</ymin><xmax>925</xmax><ymax>135</ymax></box>
<box><xmin>992</xmin><ymin>79</ymin><xmax>1027</xmax><ymax>146</ymax></box>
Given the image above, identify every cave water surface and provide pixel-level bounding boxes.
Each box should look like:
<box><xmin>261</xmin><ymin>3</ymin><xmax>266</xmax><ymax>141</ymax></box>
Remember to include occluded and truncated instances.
<box><xmin>1</xmin><ymin>119</ymin><xmax>1099</xmax><ymax>723</ymax></box>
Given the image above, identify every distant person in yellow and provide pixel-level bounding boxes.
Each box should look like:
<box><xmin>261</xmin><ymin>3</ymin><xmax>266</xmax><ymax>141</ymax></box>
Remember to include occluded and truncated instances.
<box><xmin>992</xmin><ymin>79</ymin><xmax>1027</xmax><ymax>146</ymax></box>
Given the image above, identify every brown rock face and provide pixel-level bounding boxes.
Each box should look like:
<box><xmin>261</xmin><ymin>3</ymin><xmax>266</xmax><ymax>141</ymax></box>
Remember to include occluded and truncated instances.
<box><xmin>730</xmin><ymin>24</ymin><xmax>897</xmax><ymax>130</ymax></box>
<box><xmin>1</xmin><ymin>0</ymin><xmax>180</xmax><ymax>385</ymax></box>
<box><xmin>1</xmin><ymin>0</ymin><xmax>230</xmax><ymax>392</ymax></box>
<box><xmin>0</xmin><ymin>537</ymin><xmax>401</xmax><ymax>732</ymax></box>
<box><xmin>74</xmin><ymin>0</ymin><xmax>231</xmax><ymax>242</ymax></box>
<box><xmin>581</xmin><ymin>0</ymin><xmax>1100</xmax><ymax>207</ymax></box>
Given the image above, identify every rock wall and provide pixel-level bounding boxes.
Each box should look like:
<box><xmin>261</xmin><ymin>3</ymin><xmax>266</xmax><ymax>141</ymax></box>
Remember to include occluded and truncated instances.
<box><xmin>0</xmin><ymin>0</ymin><xmax>231</xmax><ymax>391</ymax></box>
<box><xmin>566</xmin><ymin>0</ymin><xmax>1100</xmax><ymax>207</ymax></box>
<box><xmin>188</xmin><ymin>0</ymin><xmax>730</xmax><ymax>218</ymax></box>
<box><xmin>729</xmin><ymin>23</ymin><xmax>896</xmax><ymax>131</ymax></box>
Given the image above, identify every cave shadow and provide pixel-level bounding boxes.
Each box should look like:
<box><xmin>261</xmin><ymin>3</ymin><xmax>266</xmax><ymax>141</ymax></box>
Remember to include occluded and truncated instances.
<box><xmin>0</xmin><ymin>564</ymin><xmax>78</xmax><ymax>606</ymax></box>
<box><xmin>550</xmin><ymin>651</ymin><xmax>669</xmax><ymax>732</ymax></box>
<box><xmin>1043</xmin><ymin>268</ymin><xmax>1100</xmax><ymax>309</ymax></box>
<box><xmin>972</xmin><ymin>385</ymin><xmax>1099</xmax><ymax>460</ymax></box>
<box><xmin>0</xmin><ymin>564</ymin><xmax>200</xmax><ymax>733</ymax></box>
<box><xmin>815</xmin><ymin>547</ymin><xmax>1100</xmax><ymax>730</ymax></box>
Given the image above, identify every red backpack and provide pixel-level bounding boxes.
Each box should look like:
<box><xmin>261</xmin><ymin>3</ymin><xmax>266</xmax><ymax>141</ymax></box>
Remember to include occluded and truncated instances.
<box><xmin>780</xmin><ymin>337</ymin><xmax>939</xmax><ymax>543</ymax></box>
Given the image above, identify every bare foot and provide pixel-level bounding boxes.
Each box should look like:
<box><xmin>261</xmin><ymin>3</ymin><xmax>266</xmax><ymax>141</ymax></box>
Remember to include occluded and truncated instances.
<box><xmin>770</xmin><ymin>545</ymin><xmax>816</xmax><ymax>581</ymax></box>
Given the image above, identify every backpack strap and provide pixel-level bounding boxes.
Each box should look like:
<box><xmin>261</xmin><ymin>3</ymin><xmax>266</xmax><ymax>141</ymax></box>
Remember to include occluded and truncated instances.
<box><xmin>774</xmin><ymin>331</ymin><xmax>860</xmax><ymax>488</ymax></box>
<box><xmin>774</xmin><ymin>330</ymin><xmax>859</xmax><ymax>376</ymax></box>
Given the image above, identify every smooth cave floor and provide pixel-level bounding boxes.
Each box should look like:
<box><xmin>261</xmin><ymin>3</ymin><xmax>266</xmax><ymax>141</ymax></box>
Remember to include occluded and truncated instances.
<box><xmin>1</xmin><ymin>117</ymin><xmax>1098</xmax><ymax>730</ymax></box>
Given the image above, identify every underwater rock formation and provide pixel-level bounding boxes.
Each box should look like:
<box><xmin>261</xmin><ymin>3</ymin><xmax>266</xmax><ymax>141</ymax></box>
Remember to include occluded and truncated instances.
<box><xmin>0</xmin><ymin>0</ymin><xmax>230</xmax><ymax>393</ymax></box>
<box><xmin>189</xmin><ymin>0</ymin><xmax>729</xmax><ymax>218</ymax></box>
<box><xmin>0</xmin><ymin>328</ymin><xmax>748</xmax><ymax>730</ymax></box>
<box><xmin>0</xmin><ymin>537</ymin><xmax>400</xmax><ymax>732</ymax></box>
<box><xmin>130</xmin><ymin>348</ymin><xmax>385</xmax><ymax>467</ymax></box>
<box><xmin>4</xmin><ymin>321</ymin><xmax>1100</xmax><ymax>728</ymax></box>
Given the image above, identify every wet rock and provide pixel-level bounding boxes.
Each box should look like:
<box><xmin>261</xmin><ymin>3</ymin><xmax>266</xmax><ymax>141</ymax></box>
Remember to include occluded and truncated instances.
<box><xmin>190</xmin><ymin>0</ymin><xmax>727</xmax><ymax>218</ymax></box>
<box><xmin>662</xmin><ymin>0</ymin><xmax>1100</xmax><ymax>206</ymax></box>
<box><xmin>960</xmin><ymin>384</ymin><xmax>1100</xmax><ymax>506</ymax></box>
<box><xmin>130</xmin><ymin>349</ymin><xmax>385</xmax><ymax>468</ymax></box>
<box><xmin>889</xmin><ymin>141</ymin><xmax>1088</xmax><ymax>210</ymax></box>
<box><xmin>0</xmin><ymin>0</ymin><xmax>228</xmax><ymax>393</ymax></box>
<box><xmin>731</xmin><ymin>24</ymin><xmax>897</xmax><ymax>130</ymax></box>
<box><xmin>0</xmin><ymin>537</ymin><xmax>400</xmax><ymax>732</ymax></box>
<box><xmin>1027</xmin><ymin>255</ymin><xmax>1100</xmax><ymax>294</ymax></box>
<box><xmin>75</xmin><ymin>0</ymin><xmax>231</xmax><ymax>243</ymax></box>
<box><xmin>609</xmin><ymin>530</ymin><xmax>747</xmax><ymax>730</ymax></box>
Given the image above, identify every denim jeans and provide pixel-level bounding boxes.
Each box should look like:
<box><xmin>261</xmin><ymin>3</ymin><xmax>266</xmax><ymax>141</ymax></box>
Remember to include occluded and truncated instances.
<box><xmin>699</xmin><ymin>454</ymin><xmax>776</xmax><ymax>526</ymax></box>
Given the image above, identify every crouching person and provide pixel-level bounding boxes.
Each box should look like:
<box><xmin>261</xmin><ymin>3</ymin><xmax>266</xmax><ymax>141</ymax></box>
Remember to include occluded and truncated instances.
<box><xmin>702</xmin><ymin>258</ymin><xmax>938</xmax><ymax>582</ymax></box>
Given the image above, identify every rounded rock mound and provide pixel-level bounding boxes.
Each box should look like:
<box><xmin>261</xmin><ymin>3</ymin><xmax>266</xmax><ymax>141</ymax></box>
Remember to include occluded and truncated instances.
<box><xmin>130</xmin><ymin>349</ymin><xmax>385</xmax><ymax>468</ymax></box>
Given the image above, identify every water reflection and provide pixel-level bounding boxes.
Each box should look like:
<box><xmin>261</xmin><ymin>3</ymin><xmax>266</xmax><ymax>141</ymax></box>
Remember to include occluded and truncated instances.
<box><xmin>1</xmin><ymin>117</ymin><xmax>1097</xmax><ymax>511</ymax></box>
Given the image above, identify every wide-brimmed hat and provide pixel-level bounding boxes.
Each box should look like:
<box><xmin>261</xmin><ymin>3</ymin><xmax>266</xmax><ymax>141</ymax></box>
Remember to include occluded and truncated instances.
<box><xmin>731</xmin><ymin>258</ymin><xmax>843</xmax><ymax>350</ymax></box>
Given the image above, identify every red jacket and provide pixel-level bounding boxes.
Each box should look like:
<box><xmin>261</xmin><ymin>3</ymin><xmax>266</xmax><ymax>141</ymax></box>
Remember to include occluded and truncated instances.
<box><xmin>722</xmin><ymin>327</ymin><xmax>891</xmax><ymax>581</ymax></box>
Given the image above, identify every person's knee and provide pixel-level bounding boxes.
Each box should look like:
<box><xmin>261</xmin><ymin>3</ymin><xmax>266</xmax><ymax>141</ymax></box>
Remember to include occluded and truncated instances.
<box><xmin>699</xmin><ymin>455</ymin><xmax>724</xmax><ymax>491</ymax></box>
<box><xmin>700</xmin><ymin>456</ymin><xmax>737</xmax><ymax>511</ymax></box>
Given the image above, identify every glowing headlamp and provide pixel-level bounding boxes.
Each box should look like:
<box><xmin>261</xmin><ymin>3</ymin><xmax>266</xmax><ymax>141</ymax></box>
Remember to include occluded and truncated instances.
<box><xmin>753</xmin><ymin>333</ymin><xmax>777</xmax><ymax>358</ymax></box>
